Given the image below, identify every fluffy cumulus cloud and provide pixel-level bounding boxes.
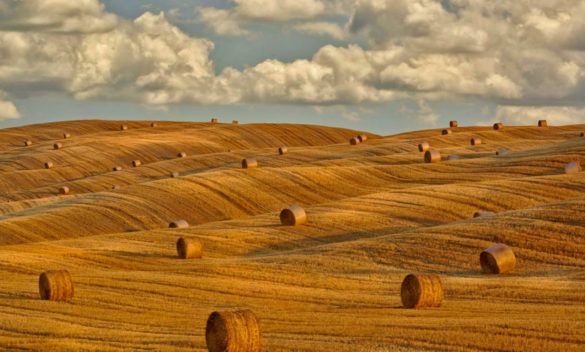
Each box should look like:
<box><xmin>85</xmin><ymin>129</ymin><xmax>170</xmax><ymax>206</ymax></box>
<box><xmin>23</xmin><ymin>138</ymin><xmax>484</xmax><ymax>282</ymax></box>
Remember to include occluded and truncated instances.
<box><xmin>1</xmin><ymin>0</ymin><xmax>585</xmax><ymax>118</ymax></box>
<box><xmin>0</xmin><ymin>91</ymin><xmax>20</xmax><ymax>120</ymax></box>
<box><xmin>495</xmin><ymin>106</ymin><xmax>585</xmax><ymax>125</ymax></box>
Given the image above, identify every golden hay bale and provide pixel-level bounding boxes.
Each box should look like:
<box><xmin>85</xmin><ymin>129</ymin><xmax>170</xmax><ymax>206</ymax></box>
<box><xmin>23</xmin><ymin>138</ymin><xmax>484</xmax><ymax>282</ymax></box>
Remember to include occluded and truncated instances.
<box><xmin>581</xmin><ymin>132</ymin><xmax>585</xmax><ymax>137</ymax></box>
<box><xmin>493</xmin><ymin>122</ymin><xmax>504</xmax><ymax>130</ymax></box>
<box><xmin>538</xmin><ymin>120</ymin><xmax>548</xmax><ymax>127</ymax></box>
<box><xmin>450</xmin><ymin>120</ymin><xmax>458</xmax><ymax>128</ymax></box>
<box><xmin>358</xmin><ymin>134</ymin><xmax>368</xmax><ymax>142</ymax></box>
<box><xmin>169</xmin><ymin>219</ymin><xmax>189</xmax><ymax>229</ymax></box>
<box><xmin>112</xmin><ymin>185</ymin><xmax>120</xmax><ymax>190</ymax></box>
<box><xmin>441</xmin><ymin>129</ymin><xmax>452</xmax><ymax>135</ymax></box>
<box><xmin>151</xmin><ymin>122</ymin><xmax>158</xmax><ymax>127</ymax></box>
<box><xmin>418</xmin><ymin>142</ymin><xmax>430</xmax><ymax>152</ymax></box>
<box><xmin>171</xmin><ymin>171</ymin><xmax>180</xmax><ymax>178</ymax></box>
<box><xmin>470</xmin><ymin>137</ymin><xmax>482</xmax><ymax>146</ymax></box>
<box><xmin>59</xmin><ymin>186</ymin><xmax>69</xmax><ymax>195</ymax></box>
<box><xmin>350</xmin><ymin>137</ymin><xmax>360</xmax><ymax>145</ymax></box>
<box><xmin>278</xmin><ymin>146</ymin><xmax>288</xmax><ymax>155</ymax></box>
<box><xmin>206</xmin><ymin>309</ymin><xmax>261</xmax><ymax>352</ymax></box>
<box><xmin>400</xmin><ymin>274</ymin><xmax>443</xmax><ymax>309</ymax></box>
<box><xmin>24</xmin><ymin>140</ymin><xmax>33</xmax><ymax>147</ymax></box>
<box><xmin>132</xmin><ymin>160</ymin><xmax>141</xmax><ymax>167</ymax></box>
<box><xmin>53</xmin><ymin>143</ymin><xmax>62</xmax><ymax>150</ymax></box>
<box><xmin>112</xmin><ymin>166</ymin><xmax>122</xmax><ymax>171</ymax></box>
<box><xmin>44</xmin><ymin>162</ymin><xmax>54</xmax><ymax>169</ymax></box>
<box><xmin>473</xmin><ymin>210</ymin><xmax>495</xmax><ymax>218</ymax></box>
<box><xmin>242</xmin><ymin>158</ymin><xmax>258</xmax><ymax>169</ymax></box>
<box><xmin>565</xmin><ymin>161</ymin><xmax>581</xmax><ymax>174</ymax></box>
<box><xmin>211</xmin><ymin>117</ymin><xmax>218</xmax><ymax>124</ymax></box>
<box><xmin>232</xmin><ymin>120</ymin><xmax>239</xmax><ymax>125</ymax></box>
<box><xmin>177</xmin><ymin>152</ymin><xmax>187</xmax><ymax>158</ymax></box>
<box><xmin>280</xmin><ymin>204</ymin><xmax>307</xmax><ymax>226</ymax></box>
<box><xmin>176</xmin><ymin>237</ymin><xmax>203</xmax><ymax>259</ymax></box>
<box><xmin>39</xmin><ymin>270</ymin><xmax>74</xmax><ymax>301</ymax></box>
<box><xmin>120</xmin><ymin>124</ymin><xmax>128</xmax><ymax>131</ymax></box>
<box><xmin>424</xmin><ymin>150</ymin><xmax>441</xmax><ymax>163</ymax></box>
<box><xmin>496</xmin><ymin>148</ymin><xmax>508</xmax><ymax>156</ymax></box>
<box><xmin>63</xmin><ymin>133</ymin><xmax>71</xmax><ymax>139</ymax></box>
<box><xmin>446</xmin><ymin>155</ymin><xmax>460</xmax><ymax>161</ymax></box>
<box><xmin>480</xmin><ymin>243</ymin><xmax>516</xmax><ymax>274</ymax></box>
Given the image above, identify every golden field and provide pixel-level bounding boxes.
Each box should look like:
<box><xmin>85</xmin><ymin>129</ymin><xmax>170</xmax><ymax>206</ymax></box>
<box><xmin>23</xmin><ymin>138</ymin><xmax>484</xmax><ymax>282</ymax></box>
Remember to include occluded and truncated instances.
<box><xmin>0</xmin><ymin>119</ymin><xmax>584</xmax><ymax>351</ymax></box>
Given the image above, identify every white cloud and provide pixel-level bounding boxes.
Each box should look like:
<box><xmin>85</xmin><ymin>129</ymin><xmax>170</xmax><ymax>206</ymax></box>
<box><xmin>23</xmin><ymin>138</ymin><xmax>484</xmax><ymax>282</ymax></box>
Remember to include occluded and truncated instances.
<box><xmin>293</xmin><ymin>21</ymin><xmax>348</xmax><ymax>40</ymax></box>
<box><xmin>495</xmin><ymin>105</ymin><xmax>585</xmax><ymax>125</ymax></box>
<box><xmin>234</xmin><ymin>0</ymin><xmax>325</xmax><ymax>22</ymax></box>
<box><xmin>0</xmin><ymin>92</ymin><xmax>20</xmax><ymax>120</ymax></box>
<box><xmin>198</xmin><ymin>7</ymin><xmax>250</xmax><ymax>37</ymax></box>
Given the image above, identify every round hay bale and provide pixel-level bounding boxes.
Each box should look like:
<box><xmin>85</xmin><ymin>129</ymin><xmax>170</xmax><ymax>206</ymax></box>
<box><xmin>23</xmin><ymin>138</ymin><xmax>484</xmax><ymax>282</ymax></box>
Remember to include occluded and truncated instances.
<box><xmin>480</xmin><ymin>243</ymin><xmax>516</xmax><ymax>274</ymax></box>
<box><xmin>581</xmin><ymin>132</ymin><xmax>585</xmax><ymax>137</ymax></box>
<box><xmin>206</xmin><ymin>309</ymin><xmax>261</xmax><ymax>352</ymax></box>
<box><xmin>470</xmin><ymin>137</ymin><xmax>482</xmax><ymax>146</ymax></box>
<box><xmin>39</xmin><ymin>270</ymin><xmax>74</xmax><ymax>301</ymax></box>
<box><xmin>350</xmin><ymin>137</ymin><xmax>360</xmax><ymax>145</ymax></box>
<box><xmin>450</xmin><ymin>120</ymin><xmax>458</xmax><ymax>128</ymax></box>
<box><xmin>565</xmin><ymin>161</ymin><xmax>581</xmax><ymax>174</ymax></box>
<box><xmin>169</xmin><ymin>219</ymin><xmax>189</xmax><ymax>229</ymax></box>
<box><xmin>358</xmin><ymin>134</ymin><xmax>368</xmax><ymax>142</ymax></box>
<box><xmin>211</xmin><ymin>117</ymin><xmax>218</xmax><ymax>124</ymax></box>
<box><xmin>24</xmin><ymin>140</ymin><xmax>33</xmax><ymax>147</ymax></box>
<box><xmin>59</xmin><ymin>186</ymin><xmax>69</xmax><ymax>195</ymax></box>
<box><xmin>177</xmin><ymin>152</ymin><xmax>187</xmax><ymax>158</ymax></box>
<box><xmin>473</xmin><ymin>210</ymin><xmax>495</xmax><ymax>218</ymax></box>
<box><xmin>232</xmin><ymin>120</ymin><xmax>239</xmax><ymax>124</ymax></box>
<box><xmin>496</xmin><ymin>148</ymin><xmax>508</xmax><ymax>156</ymax></box>
<box><xmin>538</xmin><ymin>120</ymin><xmax>547</xmax><ymax>127</ymax></box>
<box><xmin>280</xmin><ymin>205</ymin><xmax>307</xmax><ymax>226</ymax></box>
<box><xmin>44</xmin><ymin>162</ymin><xmax>54</xmax><ymax>169</ymax></box>
<box><xmin>171</xmin><ymin>171</ymin><xmax>179</xmax><ymax>178</ymax></box>
<box><xmin>120</xmin><ymin>124</ymin><xmax>128</xmax><ymax>131</ymax></box>
<box><xmin>112</xmin><ymin>166</ymin><xmax>122</xmax><ymax>172</ymax></box>
<box><xmin>112</xmin><ymin>185</ymin><xmax>120</xmax><ymax>190</ymax></box>
<box><xmin>446</xmin><ymin>155</ymin><xmax>460</xmax><ymax>161</ymax></box>
<box><xmin>418</xmin><ymin>142</ymin><xmax>430</xmax><ymax>152</ymax></box>
<box><xmin>441</xmin><ymin>129</ymin><xmax>452</xmax><ymax>135</ymax></box>
<box><xmin>132</xmin><ymin>160</ymin><xmax>141</xmax><ymax>167</ymax></box>
<box><xmin>424</xmin><ymin>150</ymin><xmax>441</xmax><ymax>163</ymax></box>
<box><xmin>278</xmin><ymin>146</ymin><xmax>288</xmax><ymax>155</ymax></box>
<box><xmin>400</xmin><ymin>274</ymin><xmax>443</xmax><ymax>309</ymax></box>
<box><xmin>176</xmin><ymin>237</ymin><xmax>202</xmax><ymax>259</ymax></box>
<box><xmin>150</xmin><ymin>122</ymin><xmax>158</xmax><ymax>127</ymax></box>
<box><xmin>53</xmin><ymin>143</ymin><xmax>62</xmax><ymax>150</ymax></box>
<box><xmin>63</xmin><ymin>133</ymin><xmax>71</xmax><ymax>139</ymax></box>
<box><xmin>242</xmin><ymin>158</ymin><xmax>258</xmax><ymax>169</ymax></box>
<box><xmin>493</xmin><ymin>122</ymin><xmax>504</xmax><ymax>130</ymax></box>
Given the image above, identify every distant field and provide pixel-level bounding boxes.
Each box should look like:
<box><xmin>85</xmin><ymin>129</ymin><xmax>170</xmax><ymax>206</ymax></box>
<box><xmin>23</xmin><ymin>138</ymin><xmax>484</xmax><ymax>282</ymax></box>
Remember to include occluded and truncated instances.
<box><xmin>0</xmin><ymin>119</ymin><xmax>583</xmax><ymax>351</ymax></box>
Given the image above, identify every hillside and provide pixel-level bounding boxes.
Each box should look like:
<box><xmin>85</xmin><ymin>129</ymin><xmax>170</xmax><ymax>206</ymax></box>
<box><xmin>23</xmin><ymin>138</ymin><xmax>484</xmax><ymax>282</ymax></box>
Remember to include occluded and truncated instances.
<box><xmin>0</xmin><ymin>119</ymin><xmax>583</xmax><ymax>351</ymax></box>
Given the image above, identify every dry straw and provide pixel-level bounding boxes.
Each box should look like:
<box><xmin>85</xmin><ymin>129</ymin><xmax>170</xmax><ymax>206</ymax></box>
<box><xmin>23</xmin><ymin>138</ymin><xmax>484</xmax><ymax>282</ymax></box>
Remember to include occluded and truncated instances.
<box><xmin>206</xmin><ymin>309</ymin><xmax>261</xmax><ymax>352</ymax></box>
<box><xmin>565</xmin><ymin>161</ymin><xmax>581</xmax><ymax>174</ymax></box>
<box><xmin>424</xmin><ymin>150</ymin><xmax>441</xmax><ymax>163</ymax></box>
<box><xmin>470</xmin><ymin>137</ymin><xmax>482</xmax><ymax>146</ymax></box>
<box><xmin>447</xmin><ymin>155</ymin><xmax>460</xmax><ymax>161</ymax></box>
<box><xmin>493</xmin><ymin>122</ymin><xmax>504</xmax><ymax>130</ymax></box>
<box><xmin>400</xmin><ymin>274</ymin><xmax>443</xmax><ymax>309</ymax></box>
<box><xmin>132</xmin><ymin>160</ymin><xmax>141</xmax><ymax>167</ymax></box>
<box><xmin>442</xmin><ymin>129</ymin><xmax>452</xmax><ymax>135</ymax></box>
<box><xmin>39</xmin><ymin>270</ymin><xmax>74</xmax><ymax>301</ymax></box>
<box><xmin>59</xmin><ymin>186</ymin><xmax>69</xmax><ymax>195</ymax></box>
<box><xmin>63</xmin><ymin>133</ymin><xmax>71</xmax><ymax>139</ymax></box>
<box><xmin>418</xmin><ymin>142</ymin><xmax>430</xmax><ymax>152</ymax></box>
<box><xmin>350</xmin><ymin>137</ymin><xmax>360</xmax><ymax>145</ymax></box>
<box><xmin>358</xmin><ymin>134</ymin><xmax>368</xmax><ymax>142</ymax></box>
<box><xmin>480</xmin><ymin>243</ymin><xmax>516</xmax><ymax>274</ymax></box>
<box><xmin>176</xmin><ymin>237</ymin><xmax>202</xmax><ymax>259</ymax></box>
<box><xmin>280</xmin><ymin>204</ymin><xmax>307</xmax><ymax>226</ymax></box>
<box><xmin>496</xmin><ymin>148</ymin><xmax>508</xmax><ymax>156</ymax></box>
<box><xmin>278</xmin><ymin>146</ymin><xmax>288</xmax><ymax>155</ymax></box>
<box><xmin>242</xmin><ymin>158</ymin><xmax>258</xmax><ymax>169</ymax></box>
<box><xmin>473</xmin><ymin>210</ymin><xmax>495</xmax><ymax>218</ymax></box>
<box><xmin>24</xmin><ymin>140</ymin><xmax>32</xmax><ymax>147</ymax></box>
<box><xmin>169</xmin><ymin>219</ymin><xmax>189</xmax><ymax>229</ymax></box>
<box><xmin>53</xmin><ymin>143</ymin><xmax>62</xmax><ymax>150</ymax></box>
<box><xmin>177</xmin><ymin>152</ymin><xmax>187</xmax><ymax>158</ymax></box>
<box><xmin>44</xmin><ymin>162</ymin><xmax>54</xmax><ymax>169</ymax></box>
<box><xmin>538</xmin><ymin>120</ymin><xmax>548</xmax><ymax>127</ymax></box>
<box><xmin>112</xmin><ymin>166</ymin><xmax>122</xmax><ymax>171</ymax></box>
<box><xmin>450</xmin><ymin>120</ymin><xmax>458</xmax><ymax>128</ymax></box>
<box><xmin>120</xmin><ymin>124</ymin><xmax>128</xmax><ymax>131</ymax></box>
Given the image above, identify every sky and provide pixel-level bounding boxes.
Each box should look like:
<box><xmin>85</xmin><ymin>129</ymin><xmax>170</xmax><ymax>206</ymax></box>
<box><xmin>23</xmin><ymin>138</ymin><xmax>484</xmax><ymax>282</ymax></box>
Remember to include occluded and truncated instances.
<box><xmin>1</xmin><ymin>0</ymin><xmax>585</xmax><ymax>135</ymax></box>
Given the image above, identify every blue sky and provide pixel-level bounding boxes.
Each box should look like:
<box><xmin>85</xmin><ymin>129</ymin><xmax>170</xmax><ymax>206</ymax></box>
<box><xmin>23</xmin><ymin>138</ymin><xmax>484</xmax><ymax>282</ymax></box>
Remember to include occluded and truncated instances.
<box><xmin>1</xmin><ymin>1</ymin><xmax>584</xmax><ymax>134</ymax></box>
